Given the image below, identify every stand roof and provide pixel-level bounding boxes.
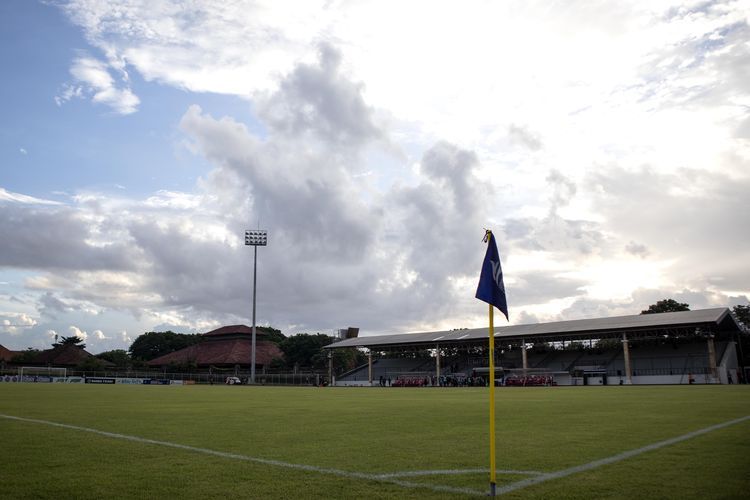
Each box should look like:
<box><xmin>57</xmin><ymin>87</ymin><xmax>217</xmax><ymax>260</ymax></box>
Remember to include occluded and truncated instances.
<box><xmin>324</xmin><ymin>308</ymin><xmax>742</xmax><ymax>350</ymax></box>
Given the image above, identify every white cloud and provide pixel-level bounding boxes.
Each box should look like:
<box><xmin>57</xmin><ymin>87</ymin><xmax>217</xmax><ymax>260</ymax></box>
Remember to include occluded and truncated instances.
<box><xmin>93</xmin><ymin>329</ymin><xmax>108</xmax><ymax>340</ymax></box>
<box><xmin>1</xmin><ymin>313</ymin><xmax>37</xmax><ymax>334</ymax></box>
<box><xmin>0</xmin><ymin>0</ymin><xmax>744</xmax><ymax>350</ymax></box>
<box><xmin>59</xmin><ymin>0</ymin><xmax>333</xmax><ymax>96</ymax></box>
<box><xmin>0</xmin><ymin>187</ymin><xmax>62</xmax><ymax>206</ymax></box>
<box><xmin>68</xmin><ymin>325</ymin><xmax>88</xmax><ymax>342</ymax></box>
<box><xmin>56</xmin><ymin>56</ymin><xmax>139</xmax><ymax>114</ymax></box>
<box><xmin>120</xmin><ymin>330</ymin><xmax>132</xmax><ymax>344</ymax></box>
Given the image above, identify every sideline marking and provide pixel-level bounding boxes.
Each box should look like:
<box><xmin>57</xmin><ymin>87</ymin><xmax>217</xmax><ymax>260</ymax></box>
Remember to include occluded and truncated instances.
<box><xmin>0</xmin><ymin>414</ymin><xmax>485</xmax><ymax>496</ymax></box>
<box><xmin>495</xmin><ymin>415</ymin><xmax>750</xmax><ymax>496</ymax></box>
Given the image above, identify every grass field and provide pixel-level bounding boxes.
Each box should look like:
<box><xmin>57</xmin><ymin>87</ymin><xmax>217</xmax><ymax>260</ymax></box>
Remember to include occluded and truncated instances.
<box><xmin>1</xmin><ymin>384</ymin><xmax>749</xmax><ymax>499</ymax></box>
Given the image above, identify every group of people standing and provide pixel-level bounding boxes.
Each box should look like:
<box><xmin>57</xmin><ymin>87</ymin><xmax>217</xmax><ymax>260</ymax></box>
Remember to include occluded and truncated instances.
<box><xmin>379</xmin><ymin>374</ymin><xmax>487</xmax><ymax>387</ymax></box>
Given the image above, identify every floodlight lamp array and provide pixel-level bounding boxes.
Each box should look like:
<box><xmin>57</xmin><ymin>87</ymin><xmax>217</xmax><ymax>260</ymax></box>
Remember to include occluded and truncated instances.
<box><xmin>245</xmin><ymin>230</ymin><xmax>268</xmax><ymax>246</ymax></box>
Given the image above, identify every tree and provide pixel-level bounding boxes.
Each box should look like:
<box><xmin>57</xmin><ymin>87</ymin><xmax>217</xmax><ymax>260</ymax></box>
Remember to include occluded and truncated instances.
<box><xmin>731</xmin><ymin>305</ymin><xmax>750</xmax><ymax>370</ymax></box>
<box><xmin>128</xmin><ymin>331</ymin><xmax>202</xmax><ymax>361</ymax></box>
<box><xmin>76</xmin><ymin>356</ymin><xmax>106</xmax><ymax>372</ymax></box>
<box><xmin>97</xmin><ymin>349</ymin><xmax>131</xmax><ymax>368</ymax></box>
<box><xmin>562</xmin><ymin>341</ymin><xmax>585</xmax><ymax>351</ymax></box>
<box><xmin>257</xmin><ymin>326</ymin><xmax>285</xmax><ymax>345</ymax></box>
<box><xmin>641</xmin><ymin>299</ymin><xmax>690</xmax><ymax>314</ymax></box>
<box><xmin>732</xmin><ymin>305</ymin><xmax>750</xmax><ymax>332</ymax></box>
<box><xmin>11</xmin><ymin>348</ymin><xmax>41</xmax><ymax>364</ymax></box>
<box><xmin>595</xmin><ymin>338</ymin><xmax>622</xmax><ymax>351</ymax></box>
<box><xmin>279</xmin><ymin>333</ymin><xmax>335</xmax><ymax>370</ymax></box>
<box><xmin>55</xmin><ymin>335</ymin><xmax>86</xmax><ymax>349</ymax></box>
<box><xmin>329</xmin><ymin>348</ymin><xmax>367</xmax><ymax>375</ymax></box>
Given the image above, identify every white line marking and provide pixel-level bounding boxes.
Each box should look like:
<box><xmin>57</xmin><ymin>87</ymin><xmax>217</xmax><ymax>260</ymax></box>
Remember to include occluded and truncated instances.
<box><xmin>495</xmin><ymin>415</ymin><xmax>750</xmax><ymax>496</ymax></box>
<box><xmin>0</xmin><ymin>414</ymin><xmax>485</xmax><ymax>496</ymax></box>
<box><xmin>376</xmin><ymin>468</ymin><xmax>543</xmax><ymax>479</ymax></box>
<box><xmin>8</xmin><ymin>413</ymin><xmax>744</xmax><ymax>497</ymax></box>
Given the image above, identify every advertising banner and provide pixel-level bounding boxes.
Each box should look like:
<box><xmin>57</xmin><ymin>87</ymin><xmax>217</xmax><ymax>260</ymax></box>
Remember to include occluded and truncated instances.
<box><xmin>84</xmin><ymin>377</ymin><xmax>116</xmax><ymax>384</ymax></box>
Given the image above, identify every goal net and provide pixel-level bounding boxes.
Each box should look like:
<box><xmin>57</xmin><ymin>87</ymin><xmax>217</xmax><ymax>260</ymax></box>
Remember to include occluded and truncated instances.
<box><xmin>18</xmin><ymin>366</ymin><xmax>67</xmax><ymax>382</ymax></box>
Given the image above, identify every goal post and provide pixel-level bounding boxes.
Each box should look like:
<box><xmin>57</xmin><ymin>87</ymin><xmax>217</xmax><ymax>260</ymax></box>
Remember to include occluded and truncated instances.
<box><xmin>18</xmin><ymin>366</ymin><xmax>67</xmax><ymax>382</ymax></box>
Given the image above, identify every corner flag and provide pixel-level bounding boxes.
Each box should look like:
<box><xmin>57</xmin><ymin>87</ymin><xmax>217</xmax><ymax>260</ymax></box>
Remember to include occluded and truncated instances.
<box><xmin>476</xmin><ymin>229</ymin><xmax>507</xmax><ymax>497</ymax></box>
<box><xmin>475</xmin><ymin>230</ymin><xmax>509</xmax><ymax>321</ymax></box>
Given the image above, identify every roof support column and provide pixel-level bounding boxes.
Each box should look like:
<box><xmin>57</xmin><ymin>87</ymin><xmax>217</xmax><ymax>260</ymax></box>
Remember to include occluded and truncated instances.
<box><xmin>521</xmin><ymin>342</ymin><xmax>528</xmax><ymax>376</ymax></box>
<box><xmin>622</xmin><ymin>333</ymin><xmax>633</xmax><ymax>385</ymax></box>
<box><xmin>368</xmin><ymin>350</ymin><xmax>373</xmax><ymax>386</ymax></box>
<box><xmin>436</xmin><ymin>344</ymin><xmax>441</xmax><ymax>383</ymax></box>
<box><xmin>328</xmin><ymin>351</ymin><xmax>333</xmax><ymax>387</ymax></box>
<box><xmin>707</xmin><ymin>335</ymin><xmax>718</xmax><ymax>383</ymax></box>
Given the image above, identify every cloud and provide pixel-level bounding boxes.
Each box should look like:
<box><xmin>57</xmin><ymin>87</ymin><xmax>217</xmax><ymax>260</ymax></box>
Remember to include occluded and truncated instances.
<box><xmin>510</xmin><ymin>272</ymin><xmax>586</xmax><ymax>307</ymax></box>
<box><xmin>625</xmin><ymin>241</ymin><xmax>649</xmax><ymax>258</ymax></box>
<box><xmin>0</xmin><ymin>203</ymin><xmax>138</xmax><ymax>271</ymax></box>
<box><xmin>0</xmin><ymin>187</ymin><xmax>62</xmax><ymax>205</ymax></box>
<box><xmin>68</xmin><ymin>325</ymin><xmax>88</xmax><ymax>342</ymax></box>
<box><xmin>120</xmin><ymin>330</ymin><xmax>132</xmax><ymax>344</ymax></box>
<box><xmin>636</xmin><ymin>16</ymin><xmax>750</xmax><ymax>111</ymax></box>
<box><xmin>388</xmin><ymin>141</ymin><xmax>492</xmax><ymax>291</ymax></box>
<box><xmin>258</xmin><ymin>43</ymin><xmax>383</xmax><ymax>147</ymax></box>
<box><xmin>2</xmin><ymin>46</ymin><xmax>498</xmax><ymax>336</ymax></box>
<box><xmin>93</xmin><ymin>329</ymin><xmax>108</xmax><ymax>340</ymax></box>
<box><xmin>3</xmin><ymin>1</ymin><xmax>747</xmax><ymax>350</ymax></box>
<box><xmin>558</xmin><ymin>287</ymin><xmax>750</xmax><ymax>323</ymax></box>
<box><xmin>38</xmin><ymin>292</ymin><xmax>73</xmax><ymax>319</ymax></box>
<box><xmin>508</xmin><ymin>124</ymin><xmax>542</xmax><ymax>151</ymax></box>
<box><xmin>136</xmin><ymin>49</ymin><xmax>495</xmax><ymax>331</ymax></box>
<box><xmin>1</xmin><ymin>313</ymin><xmax>37</xmax><ymax>334</ymax></box>
<box><xmin>56</xmin><ymin>56</ymin><xmax>139</xmax><ymax>114</ymax></box>
<box><xmin>58</xmin><ymin>0</ymin><xmax>332</xmax><ymax>95</ymax></box>
<box><xmin>546</xmin><ymin>170</ymin><xmax>577</xmax><ymax>214</ymax></box>
<box><xmin>586</xmin><ymin>166</ymin><xmax>750</xmax><ymax>292</ymax></box>
<box><xmin>503</xmin><ymin>214</ymin><xmax>605</xmax><ymax>256</ymax></box>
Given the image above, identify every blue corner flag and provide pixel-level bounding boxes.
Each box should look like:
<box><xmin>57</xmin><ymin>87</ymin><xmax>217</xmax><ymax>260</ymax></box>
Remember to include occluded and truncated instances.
<box><xmin>476</xmin><ymin>230</ymin><xmax>509</xmax><ymax>321</ymax></box>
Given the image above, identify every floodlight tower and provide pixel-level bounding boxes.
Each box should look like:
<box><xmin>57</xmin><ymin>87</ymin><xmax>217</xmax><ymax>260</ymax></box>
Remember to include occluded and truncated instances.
<box><xmin>245</xmin><ymin>229</ymin><xmax>268</xmax><ymax>383</ymax></box>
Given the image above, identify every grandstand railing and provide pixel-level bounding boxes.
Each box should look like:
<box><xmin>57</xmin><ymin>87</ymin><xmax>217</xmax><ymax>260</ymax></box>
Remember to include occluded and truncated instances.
<box><xmin>604</xmin><ymin>367</ymin><xmax>710</xmax><ymax>377</ymax></box>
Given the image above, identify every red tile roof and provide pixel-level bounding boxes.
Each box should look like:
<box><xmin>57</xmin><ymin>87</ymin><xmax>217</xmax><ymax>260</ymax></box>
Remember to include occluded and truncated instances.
<box><xmin>147</xmin><ymin>338</ymin><xmax>284</xmax><ymax>367</ymax></box>
<box><xmin>0</xmin><ymin>344</ymin><xmax>16</xmax><ymax>362</ymax></box>
<box><xmin>33</xmin><ymin>344</ymin><xmax>100</xmax><ymax>366</ymax></box>
<box><xmin>203</xmin><ymin>324</ymin><xmax>269</xmax><ymax>337</ymax></box>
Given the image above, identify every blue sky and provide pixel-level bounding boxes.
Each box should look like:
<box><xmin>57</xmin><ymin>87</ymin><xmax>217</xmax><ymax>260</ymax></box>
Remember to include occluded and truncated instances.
<box><xmin>1</xmin><ymin>1</ymin><xmax>263</xmax><ymax>200</ymax></box>
<box><xmin>1</xmin><ymin>0</ymin><xmax>748</xmax><ymax>354</ymax></box>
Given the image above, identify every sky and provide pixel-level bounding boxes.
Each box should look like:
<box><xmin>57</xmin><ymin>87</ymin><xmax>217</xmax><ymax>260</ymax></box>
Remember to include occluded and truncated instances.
<box><xmin>1</xmin><ymin>0</ymin><xmax>749</xmax><ymax>354</ymax></box>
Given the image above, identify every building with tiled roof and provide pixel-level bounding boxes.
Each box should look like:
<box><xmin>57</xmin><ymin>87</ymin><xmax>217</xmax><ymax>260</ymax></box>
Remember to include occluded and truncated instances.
<box><xmin>32</xmin><ymin>343</ymin><xmax>112</xmax><ymax>367</ymax></box>
<box><xmin>0</xmin><ymin>344</ymin><xmax>17</xmax><ymax>362</ymax></box>
<box><xmin>147</xmin><ymin>325</ymin><xmax>284</xmax><ymax>369</ymax></box>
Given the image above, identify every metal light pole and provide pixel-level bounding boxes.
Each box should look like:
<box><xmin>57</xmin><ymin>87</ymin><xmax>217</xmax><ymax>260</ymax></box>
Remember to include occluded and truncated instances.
<box><xmin>245</xmin><ymin>229</ymin><xmax>267</xmax><ymax>383</ymax></box>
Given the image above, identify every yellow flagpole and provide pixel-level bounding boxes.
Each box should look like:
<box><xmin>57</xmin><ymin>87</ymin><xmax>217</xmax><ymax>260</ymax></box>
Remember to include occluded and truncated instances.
<box><xmin>489</xmin><ymin>302</ymin><xmax>496</xmax><ymax>496</ymax></box>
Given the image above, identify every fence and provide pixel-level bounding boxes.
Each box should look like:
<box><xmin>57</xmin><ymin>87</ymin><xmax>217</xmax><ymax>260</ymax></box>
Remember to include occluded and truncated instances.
<box><xmin>0</xmin><ymin>368</ymin><xmax>326</xmax><ymax>386</ymax></box>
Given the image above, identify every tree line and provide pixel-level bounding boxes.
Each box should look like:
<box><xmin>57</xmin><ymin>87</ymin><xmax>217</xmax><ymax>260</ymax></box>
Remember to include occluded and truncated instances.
<box><xmin>7</xmin><ymin>326</ymin><xmax>367</xmax><ymax>375</ymax></box>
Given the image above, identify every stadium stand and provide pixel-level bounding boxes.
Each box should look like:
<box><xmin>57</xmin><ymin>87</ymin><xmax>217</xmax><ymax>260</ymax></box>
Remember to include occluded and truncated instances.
<box><xmin>327</xmin><ymin>308</ymin><xmax>745</xmax><ymax>386</ymax></box>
